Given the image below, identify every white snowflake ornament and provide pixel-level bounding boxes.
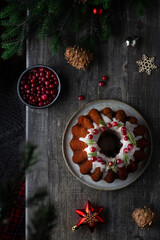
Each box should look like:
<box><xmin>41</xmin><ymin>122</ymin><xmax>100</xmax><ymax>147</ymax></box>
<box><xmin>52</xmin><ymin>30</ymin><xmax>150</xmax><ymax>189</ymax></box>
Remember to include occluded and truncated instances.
<box><xmin>136</xmin><ymin>54</ymin><xmax>157</xmax><ymax>75</ymax></box>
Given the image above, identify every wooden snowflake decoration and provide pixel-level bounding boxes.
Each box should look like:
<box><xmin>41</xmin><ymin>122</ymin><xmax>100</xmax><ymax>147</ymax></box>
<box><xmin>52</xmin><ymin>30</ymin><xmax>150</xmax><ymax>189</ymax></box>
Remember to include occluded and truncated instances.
<box><xmin>136</xmin><ymin>54</ymin><xmax>157</xmax><ymax>75</ymax></box>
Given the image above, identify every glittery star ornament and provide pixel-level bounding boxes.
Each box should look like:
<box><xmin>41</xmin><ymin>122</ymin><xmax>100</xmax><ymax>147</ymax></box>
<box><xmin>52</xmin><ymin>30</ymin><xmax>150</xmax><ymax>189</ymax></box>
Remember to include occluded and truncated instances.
<box><xmin>72</xmin><ymin>200</ymin><xmax>104</xmax><ymax>232</ymax></box>
<box><xmin>136</xmin><ymin>54</ymin><xmax>157</xmax><ymax>75</ymax></box>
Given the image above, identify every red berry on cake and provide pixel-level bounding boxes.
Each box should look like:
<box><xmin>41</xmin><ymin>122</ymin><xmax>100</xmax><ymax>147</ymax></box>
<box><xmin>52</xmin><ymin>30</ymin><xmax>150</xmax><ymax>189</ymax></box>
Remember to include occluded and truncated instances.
<box><xmin>128</xmin><ymin>144</ymin><xmax>133</xmax><ymax>150</ymax></box>
<box><xmin>121</xmin><ymin>126</ymin><xmax>126</xmax><ymax>132</ymax></box>
<box><xmin>91</xmin><ymin>156</ymin><xmax>96</xmax><ymax>162</ymax></box>
<box><xmin>124</xmin><ymin>136</ymin><xmax>129</xmax><ymax>141</ymax></box>
<box><xmin>101</xmin><ymin>161</ymin><xmax>105</xmax><ymax>165</ymax></box>
<box><xmin>112</xmin><ymin>122</ymin><xmax>118</xmax><ymax>127</ymax></box>
<box><xmin>123</xmin><ymin>148</ymin><xmax>129</xmax><ymax>153</ymax></box>
<box><xmin>97</xmin><ymin>157</ymin><xmax>102</xmax><ymax>162</ymax></box>
<box><xmin>106</xmin><ymin>123</ymin><xmax>112</xmax><ymax>128</ymax></box>
<box><xmin>93</xmin><ymin>129</ymin><xmax>98</xmax><ymax>134</ymax></box>
<box><xmin>117</xmin><ymin>159</ymin><xmax>122</xmax><ymax>164</ymax></box>
<box><xmin>108</xmin><ymin>161</ymin><xmax>113</xmax><ymax>167</ymax></box>
<box><xmin>88</xmin><ymin>134</ymin><xmax>93</xmax><ymax>139</ymax></box>
<box><xmin>90</xmin><ymin>147</ymin><xmax>96</xmax><ymax>152</ymax></box>
<box><xmin>101</xmin><ymin>127</ymin><xmax>106</xmax><ymax>132</ymax></box>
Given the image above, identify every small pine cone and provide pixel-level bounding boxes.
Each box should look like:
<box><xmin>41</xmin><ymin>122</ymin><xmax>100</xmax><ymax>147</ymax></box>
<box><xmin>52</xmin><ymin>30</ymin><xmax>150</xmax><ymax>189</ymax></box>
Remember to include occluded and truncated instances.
<box><xmin>132</xmin><ymin>206</ymin><xmax>157</xmax><ymax>229</ymax></box>
<box><xmin>64</xmin><ymin>46</ymin><xmax>93</xmax><ymax>71</ymax></box>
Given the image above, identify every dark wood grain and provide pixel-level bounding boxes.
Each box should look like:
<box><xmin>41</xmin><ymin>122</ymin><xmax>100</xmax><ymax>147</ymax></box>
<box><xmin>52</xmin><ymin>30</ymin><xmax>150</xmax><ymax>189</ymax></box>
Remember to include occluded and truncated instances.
<box><xmin>26</xmin><ymin>3</ymin><xmax>160</xmax><ymax>240</ymax></box>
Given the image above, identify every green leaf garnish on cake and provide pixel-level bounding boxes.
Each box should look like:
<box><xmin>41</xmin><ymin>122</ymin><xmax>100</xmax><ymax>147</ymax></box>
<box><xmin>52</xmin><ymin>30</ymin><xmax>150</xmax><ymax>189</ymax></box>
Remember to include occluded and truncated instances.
<box><xmin>127</xmin><ymin>131</ymin><xmax>136</xmax><ymax>145</ymax></box>
<box><xmin>85</xmin><ymin>140</ymin><xmax>96</xmax><ymax>145</ymax></box>
<box><xmin>88</xmin><ymin>152</ymin><xmax>97</xmax><ymax>157</ymax></box>
<box><xmin>116</xmin><ymin>124</ymin><xmax>123</xmax><ymax>129</ymax></box>
<box><xmin>112</xmin><ymin>159</ymin><xmax>117</xmax><ymax>171</ymax></box>
<box><xmin>99</xmin><ymin>119</ymin><xmax>107</xmax><ymax>127</ymax></box>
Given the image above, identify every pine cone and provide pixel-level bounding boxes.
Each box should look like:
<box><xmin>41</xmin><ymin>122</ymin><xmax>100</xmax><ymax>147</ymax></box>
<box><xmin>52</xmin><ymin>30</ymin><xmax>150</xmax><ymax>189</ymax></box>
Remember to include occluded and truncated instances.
<box><xmin>132</xmin><ymin>206</ymin><xmax>157</xmax><ymax>229</ymax></box>
<box><xmin>64</xmin><ymin>46</ymin><xmax>93</xmax><ymax>71</ymax></box>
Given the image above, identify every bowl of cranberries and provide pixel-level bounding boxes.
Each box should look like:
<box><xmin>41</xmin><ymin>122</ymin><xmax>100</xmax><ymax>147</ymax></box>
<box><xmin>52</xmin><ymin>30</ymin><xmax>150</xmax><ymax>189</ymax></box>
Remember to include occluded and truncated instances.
<box><xmin>17</xmin><ymin>65</ymin><xmax>61</xmax><ymax>108</ymax></box>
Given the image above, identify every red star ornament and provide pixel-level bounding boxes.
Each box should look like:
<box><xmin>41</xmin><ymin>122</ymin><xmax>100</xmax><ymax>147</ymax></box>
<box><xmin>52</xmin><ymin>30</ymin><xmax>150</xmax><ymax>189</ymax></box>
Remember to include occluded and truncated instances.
<box><xmin>72</xmin><ymin>200</ymin><xmax>105</xmax><ymax>232</ymax></box>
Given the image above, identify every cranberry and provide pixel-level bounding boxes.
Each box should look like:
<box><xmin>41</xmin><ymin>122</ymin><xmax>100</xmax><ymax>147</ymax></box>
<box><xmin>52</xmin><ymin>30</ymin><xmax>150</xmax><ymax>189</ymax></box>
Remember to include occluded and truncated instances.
<box><xmin>99</xmin><ymin>81</ymin><xmax>105</xmax><ymax>87</ymax></box>
<box><xmin>46</xmin><ymin>85</ymin><xmax>50</xmax><ymax>89</ymax></box>
<box><xmin>50</xmin><ymin>89</ymin><xmax>57</xmax><ymax>95</ymax></box>
<box><xmin>20</xmin><ymin>86</ymin><xmax>24</xmax><ymax>90</ymax></box>
<box><xmin>32</xmin><ymin>75</ymin><xmax>36</xmax><ymax>79</ymax></box>
<box><xmin>37</xmin><ymin>91</ymin><xmax>41</xmax><ymax>94</ymax></box>
<box><xmin>29</xmin><ymin>96</ymin><xmax>34</xmax><ymax>100</ymax></box>
<box><xmin>44</xmin><ymin>80</ymin><xmax>49</xmax><ymax>85</ymax></box>
<box><xmin>24</xmin><ymin>84</ymin><xmax>30</xmax><ymax>89</ymax></box>
<box><xmin>37</xmin><ymin>86</ymin><xmax>41</xmax><ymax>91</ymax></box>
<box><xmin>46</xmin><ymin>70</ymin><xmax>52</xmax><ymax>75</ymax></box>
<box><xmin>21</xmin><ymin>80</ymin><xmax>25</xmax><ymax>85</ymax></box>
<box><xmin>39</xmin><ymin>80</ymin><xmax>42</xmax><ymax>84</ymax></box>
<box><xmin>97</xmin><ymin>157</ymin><xmax>102</xmax><ymax>162</ymax></box>
<box><xmin>101</xmin><ymin>127</ymin><xmax>106</xmax><ymax>132</ymax></box>
<box><xmin>112</xmin><ymin>122</ymin><xmax>118</xmax><ymax>127</ymax></box>
<box><xmin>45</xmin><ymin>90</ymin><xmax>50</xmax><ymax>95</ymax></box>
<box><xmin>121</xmin><ymin>126</ymin><xmax>126</xmax><ymax>132</ymax></box>
<box><xmin>101</xmin><ymin>161</ymin><xmax>105</xmax><ymax>165</ymax></box>
<box><xmin>108</xmin><ymin>161</ymin><xmax>113</xmax><ymax>167</ymax></box>
<box><xmin>123</xmin><ymin>148</ymin><xmax>129</xmax><ymax>153</ymax></box>
<box><xmin>102</xmin><ymin>76</ymin><xmax>107</xmax><ymax>81</ymax></box>
<box><xmin>49</xmin><ymin>84</ymin><xmax>54</xmax><ymax>89</ymax></box>
<box><xmin>124</xmin><ymin>136</ymin><xmax>129</xmax><ymax>141</ymax></box>
<box><xmin>33</xmin><ymin>68</ymin><xmax>38</xmax><ymax>73</ymax></box>
<box><xmin>88</xmin><ymin>134</ymin><xmax>93</xmax><ymax>139</ymax></box>
<box><xmin>35</xmin><ymin>73</ymin><xmax>39</xmax><ymax>77</ymax></box>
<box><xmin>31</xmin><ymin>88</ymin><xmax>35</xmax><ymax>92</ymax></box>
<box><xmin>32</xmin><ymin>98</ymin><xmax>37</xmax><ymax>103</ymax></box>
<box><xmin>107</xmin><ymin>123</ymin><xmax>112</xmax><ymax>128</ymax></box>
<box><xmin>90</xmin><ymin>147</ymin><xmax>96</xmax><ymax>152</ymax></box>
<box><xmin>54</xmin><ymin>80</ymin><xmax>59</xmax><ymax>85</ymax></box>
<box><xmin>39</xmin><ymin>102</ymin><xmax>43</xmax><ymax>106</ymax></box>
<box><xmin>78</xmin><ymin>95</ymin><xmax>84</xmax><ymax>101</ymax></box>
<box><xmin>39</xmin><ymin>67</ymin><xmax>45</xmax><ymax>72</ymax></box>
<box><xmin>26</xmin><ymin>90</ymin><xmax>30</xmax><ymax>94</ymax></box>
<box><xmin>46</xmin><ymin>75</ymin><xmax>50</xmax><ymax>79</ymax></box>
<box><xmin>38</xmin><ymin>97</ymin><xmax>42</xmax><ymax>102</ymax></box>
<box><xmin>128</xmin><ymin>144</ymin><xmax>133</xmax><ymax>150</ymax></box>
<box><xmin>93</xmin><ymin>129</ymin><xmax>98</xmax><ymax>134</ymax></box>
<box><xmin>117</xmin><ymin>159</ymin><xmax>122</xmax><ymax>164</ymax></box>
<box><xmin>91</xmin><ymin>156</ymin><xmax>96</xmax><ymax>162</ymax></box>
<box><xmin>41</xmin><ymin>94</ymin><xmax>48</xmax><ymax>101</ymax></box>
<box><xmin>31</xmin><ymin>78</ymin><xmax>35</xmax><ymax>83</ymax></box>
<box><xmin>41</xmin><ymin>87</ymin><xmax>46</xmax><ymax>92</ymax></box>
<box><xmin>31</xmin><ymin>83</ymin><xmax>36</xmax><ymax>88</ymax></box>
<box><xmin>53</xmin><ymin>94</ymin><xmax>57</xmax><ymax>98</ymax></box>
<box><xmin>43</xmin><ymin>101</ymin><xmax>47</xmax><ymax>105</ymax></box>
<box><xmin>40</xmin><ymin>72</ymin><xmax>45</xmax><ymax>77</ymax></box>
<box><xmin>51</xmin><ymin>74</ymin><xmax>56</xmax><ymax>78</ymax></box>
<box><xmin>41</xmin><ymin>77</ymin><xmax>45</xmax><ymax>81</ymax></box>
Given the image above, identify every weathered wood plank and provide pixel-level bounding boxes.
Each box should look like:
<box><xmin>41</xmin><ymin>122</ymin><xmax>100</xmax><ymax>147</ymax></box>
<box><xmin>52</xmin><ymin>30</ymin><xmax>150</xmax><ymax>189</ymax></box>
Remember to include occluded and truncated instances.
<box><xmin>26</xmin><ymin>3</ymin><xmax>160</xmax><ymax>240</ymax></box>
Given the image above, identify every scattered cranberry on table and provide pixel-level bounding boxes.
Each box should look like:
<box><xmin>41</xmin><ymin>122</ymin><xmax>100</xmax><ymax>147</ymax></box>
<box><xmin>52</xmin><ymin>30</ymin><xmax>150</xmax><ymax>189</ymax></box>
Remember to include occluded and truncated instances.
<box><xmin>19</xmin><ymin>67</ymin><xmax>59</xmax><ymax>107</ymax></box>
<box><xmin>99</xmin><ymin>81</ymin><xmax>105</xmax><ymax>87</ymax></box>
<box><xmin>102</xmin><ymin>76</ymin><xmax>107</xmax><ymax>81</ymax></box>
<box><xmin>78</xmin><ymin>95</ymin><xmax>85</xmax><ymax>101</ymax></box>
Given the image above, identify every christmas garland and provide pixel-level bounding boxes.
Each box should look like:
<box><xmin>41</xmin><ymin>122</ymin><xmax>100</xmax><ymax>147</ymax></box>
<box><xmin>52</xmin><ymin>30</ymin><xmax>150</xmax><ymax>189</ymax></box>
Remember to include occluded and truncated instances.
<box><xmin>0</xmin><ymin>0</ymin><xmax>152</xmax><ymax>61</ymax></box>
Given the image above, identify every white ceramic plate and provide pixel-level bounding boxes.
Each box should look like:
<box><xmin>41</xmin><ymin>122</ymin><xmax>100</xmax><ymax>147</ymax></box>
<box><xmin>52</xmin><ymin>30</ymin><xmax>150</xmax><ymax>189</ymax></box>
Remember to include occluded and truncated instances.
<box><xmin>62</xmin><ymin>100</ymin><xmax>152</xmax><ymax>191</ymax></box>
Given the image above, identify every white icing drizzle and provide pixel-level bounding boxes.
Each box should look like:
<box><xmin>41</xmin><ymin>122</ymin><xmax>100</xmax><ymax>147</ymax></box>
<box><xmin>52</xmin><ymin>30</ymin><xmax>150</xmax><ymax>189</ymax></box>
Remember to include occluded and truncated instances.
<box><xmin>79</xmin><ymin>114</ymin><xmax>141</xmax><ymax>175</ymax></box>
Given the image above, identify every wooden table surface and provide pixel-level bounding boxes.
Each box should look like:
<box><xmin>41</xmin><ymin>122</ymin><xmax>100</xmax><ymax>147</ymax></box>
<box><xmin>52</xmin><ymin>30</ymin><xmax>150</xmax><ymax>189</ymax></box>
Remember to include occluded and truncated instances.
<box><xmin>26</xmin><ymin>4</ymin><xmax>160</xmax><ymax>240</ymax></box>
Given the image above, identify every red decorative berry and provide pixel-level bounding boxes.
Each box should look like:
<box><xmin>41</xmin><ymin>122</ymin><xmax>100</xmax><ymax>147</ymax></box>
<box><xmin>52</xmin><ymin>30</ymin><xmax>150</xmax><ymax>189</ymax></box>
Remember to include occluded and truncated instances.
<box><xmin>107</xmin><ymin>123</ymin><xmax>112</xmax><ymax>128</ymax></box>
<box><xmin>91</xmin><ymin>157</ymin><xmax>96</xmax><ymax>162</ymax></box>
<box><xmin>54</xmin><ymin>80</ymin><xmax>59</xmax><ymax>85</ymax></box>
<box><xmin>112</xmin><ymin>122</ymin><xmax>118</xmax><ymax>127</ymax></box>
<box><xmin>93</xmin><ymin>129</ymin><xmax>98</xmax><ymax>134</ymax></box>
<box><xmin>101</xmin><ymin>161</ymin><xmax>105</xmax><ymax>165</ymax></box>
<box><xmin>41</xmin><ymin>94</ymin><xmax>48</xmax><ymax>101</ymax></box>
<box><xmin>123</xmin><ymin>148</ymin><xmax>129</xmax><ymax>153</ymax></box>
<box><xmin>99</xmin><ymin>81</ymin><xmax>105</xmax><ymax>87</ymax></box>
<box><xmin>97</xmin><ymin>157</ymin><xmax>102</xmax><ymax>162</ymax></box>
<box><xmin>116</xmin><ymin>159</ymin><xmax>122</xmax><ymax>164</ymax></box>
<box><xmin>45</xmin><ymin>80</ymin><xmax>50</xmax><ymax>85</ymax></box>
<box><xmin>88</xmin><ymin>134</ymin><xmax>93</xmax><ymax>139</ymax></box>
<box><xmin>39</xmin><ymin>102</ymin><xmax>43</xmax><ymax>106</ymax></box>
<box><xmin>121</xmin><ymin>126</ymin><xmax>126</xmax><ymax>132</ymax></box>
<box><xmin>78</xmin><ymin>95</ymin><xmax>84</xmax><ymax>101</ymax></box>
<box><xmin>124</xmin><ymin>136</ymin><xmax>129</xmax><ymax>141</ymax></box>
<box><xmin>24</xmin><ymin>84</ymin><xmax>30</xmax><ymax>89</ymax></box>
<box><xmin>102</xmin><ymin>76</ymin><xmax>107</xmax><ymax>81</ymax></box>
<box><xmin>108</xmin><ymin>161</ymin><xmax>113</xmax><ymax>167</ymax></box>
<box><xmin>93</xmin><ymin>8</ymin><xmax>97</xmax><ymax>14</ymax></box>
<box><xmin>101</xmin><ymin>127</ymin><xmax>106</xmax><ymax>132</ymax></box>
<box><xmin>122</xmin><ymin>132</ymin><xmax>127</xmax><ymax>135</ymax></box>
<box><xmin>90</xmin><ymin>147</ymin><xmax>96</xmax><ymax>152</ymax></box>
<box><xmin>128</xmin><ymin>144</ymin><xmax>133</xmax><ymax>150</ymax></box>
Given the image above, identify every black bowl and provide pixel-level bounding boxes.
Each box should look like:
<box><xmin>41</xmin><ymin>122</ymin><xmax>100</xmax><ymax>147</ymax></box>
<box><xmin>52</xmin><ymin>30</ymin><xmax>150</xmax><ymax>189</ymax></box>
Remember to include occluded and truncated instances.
<box><xmin>17</xmin><ymin>65</ymin><xmax>61</xmax><ymax>108</ymax></box>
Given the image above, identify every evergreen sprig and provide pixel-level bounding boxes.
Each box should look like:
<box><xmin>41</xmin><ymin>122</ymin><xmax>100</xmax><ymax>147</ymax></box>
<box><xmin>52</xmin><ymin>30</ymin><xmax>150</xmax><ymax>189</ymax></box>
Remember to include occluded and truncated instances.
<box><xmin>0</xmin><ymin>0</ymin><xmax>153</xmax><ymax>59</ymax></box>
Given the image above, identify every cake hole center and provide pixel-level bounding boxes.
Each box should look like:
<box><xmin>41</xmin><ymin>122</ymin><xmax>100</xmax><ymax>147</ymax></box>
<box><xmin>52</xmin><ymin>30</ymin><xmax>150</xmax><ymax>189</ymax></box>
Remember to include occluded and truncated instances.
<box><xmin>97</xmin><ymin>129</ymin><xmax>122</xmax><ymax>158</ymax></box>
